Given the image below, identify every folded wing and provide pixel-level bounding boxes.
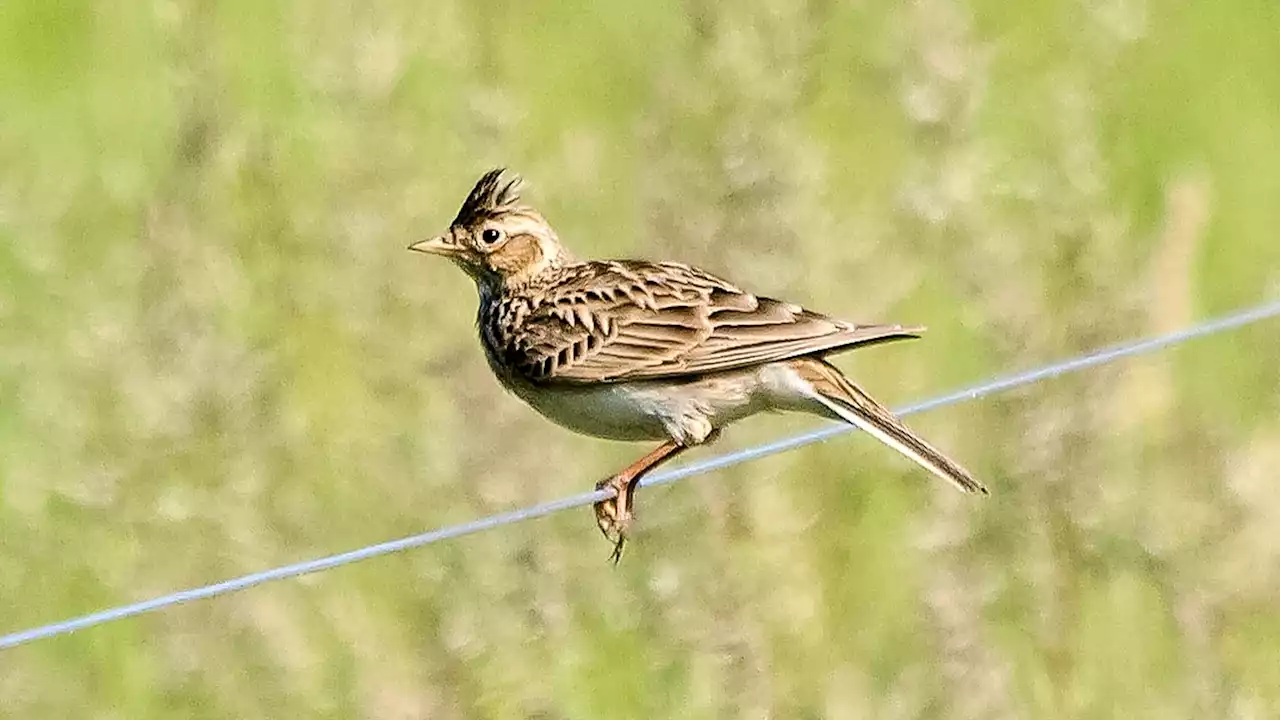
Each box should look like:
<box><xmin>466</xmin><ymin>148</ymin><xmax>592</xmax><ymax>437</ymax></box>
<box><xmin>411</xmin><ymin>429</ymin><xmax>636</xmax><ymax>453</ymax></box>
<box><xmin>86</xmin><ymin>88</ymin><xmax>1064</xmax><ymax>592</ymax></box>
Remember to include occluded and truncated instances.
<box><xmin>502</xmin><ymin>261</ymin><xmax>922</xmax><ymax>384</ymax></box>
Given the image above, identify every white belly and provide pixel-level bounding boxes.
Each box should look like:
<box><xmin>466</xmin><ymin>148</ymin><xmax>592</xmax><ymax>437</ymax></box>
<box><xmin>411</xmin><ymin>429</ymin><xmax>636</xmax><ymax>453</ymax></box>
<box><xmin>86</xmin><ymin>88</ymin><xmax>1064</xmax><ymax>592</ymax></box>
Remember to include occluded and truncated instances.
<box><xmin>512</xmin><ymin>381</ymin><xmax>674</xmax><ymax>441</ymax></box>
<box><xmin>505</xmin><ymin>364</ymin><xmax>817</xmax><ymax>445</ymax></box>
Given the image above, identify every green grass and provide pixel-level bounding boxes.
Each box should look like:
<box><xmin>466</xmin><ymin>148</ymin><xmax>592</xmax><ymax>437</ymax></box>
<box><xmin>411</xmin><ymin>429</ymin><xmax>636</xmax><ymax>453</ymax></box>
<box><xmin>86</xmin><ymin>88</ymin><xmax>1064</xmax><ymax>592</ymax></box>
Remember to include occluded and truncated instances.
<box><xmin>2</xmin><ymin>1</ymin><xmax>1280</xmax><ymax>717</ymax></box>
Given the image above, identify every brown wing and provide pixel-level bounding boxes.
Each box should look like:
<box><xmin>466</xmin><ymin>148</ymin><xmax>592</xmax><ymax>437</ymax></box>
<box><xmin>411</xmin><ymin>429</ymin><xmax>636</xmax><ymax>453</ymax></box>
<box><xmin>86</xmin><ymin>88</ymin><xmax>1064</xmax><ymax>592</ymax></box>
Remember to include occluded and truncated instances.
<box><xmin>500</xmin><ymin>261</ymin><xmax>922</xmax><ymax>384</ymax></box>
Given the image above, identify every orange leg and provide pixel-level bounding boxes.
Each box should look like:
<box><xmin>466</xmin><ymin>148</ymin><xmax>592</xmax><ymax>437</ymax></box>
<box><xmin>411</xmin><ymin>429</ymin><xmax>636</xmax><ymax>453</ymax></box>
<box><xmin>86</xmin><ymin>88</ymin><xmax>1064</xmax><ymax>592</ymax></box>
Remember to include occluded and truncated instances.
<box><xmin>594</xmin><ymin>440</ymin><xmax>687</xmax><ymax>563</ymax></box>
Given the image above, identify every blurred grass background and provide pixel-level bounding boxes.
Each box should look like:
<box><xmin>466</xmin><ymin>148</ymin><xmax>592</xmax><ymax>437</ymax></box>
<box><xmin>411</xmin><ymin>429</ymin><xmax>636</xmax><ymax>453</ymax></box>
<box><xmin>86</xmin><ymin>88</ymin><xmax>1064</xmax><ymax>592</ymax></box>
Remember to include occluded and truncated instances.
<box><xmin>2</xmin><ymin>0</ymin><xmax>1280</xmax><ymax>717</ymax></box>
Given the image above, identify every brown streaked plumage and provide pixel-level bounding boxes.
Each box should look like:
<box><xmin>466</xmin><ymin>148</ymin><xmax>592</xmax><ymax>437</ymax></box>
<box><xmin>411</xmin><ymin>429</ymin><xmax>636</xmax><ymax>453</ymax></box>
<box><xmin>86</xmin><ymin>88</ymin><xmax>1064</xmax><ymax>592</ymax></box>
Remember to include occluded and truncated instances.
<box><xmin>412</xmin><ymin>168</ymin><xmax>987</xmax><ymax>562</ymax></box>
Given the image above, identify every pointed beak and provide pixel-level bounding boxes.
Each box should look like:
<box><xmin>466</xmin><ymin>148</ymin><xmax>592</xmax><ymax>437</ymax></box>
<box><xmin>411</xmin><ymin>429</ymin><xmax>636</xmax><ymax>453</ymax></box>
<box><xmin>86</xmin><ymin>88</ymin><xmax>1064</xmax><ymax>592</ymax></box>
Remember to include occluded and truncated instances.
<box><xmin>408</xmin><ymin>235</ymin><xmax>458</xmax><ymax>256</ymax></box>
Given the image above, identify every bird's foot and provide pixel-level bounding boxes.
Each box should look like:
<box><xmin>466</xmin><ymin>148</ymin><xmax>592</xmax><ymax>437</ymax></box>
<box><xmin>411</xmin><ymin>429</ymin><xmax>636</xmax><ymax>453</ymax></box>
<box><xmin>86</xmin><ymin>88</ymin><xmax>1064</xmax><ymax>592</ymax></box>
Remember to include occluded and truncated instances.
<box><xmin>594</xmin><ymin>473</ymin><xmax>635</xmax><ymax>564</ymax></box>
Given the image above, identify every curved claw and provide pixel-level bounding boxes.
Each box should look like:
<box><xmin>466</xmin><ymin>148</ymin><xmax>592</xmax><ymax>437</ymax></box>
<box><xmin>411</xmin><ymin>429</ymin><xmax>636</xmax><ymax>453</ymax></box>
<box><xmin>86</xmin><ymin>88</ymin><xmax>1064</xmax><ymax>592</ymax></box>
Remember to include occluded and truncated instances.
<box><xmin>589</xmin><ymin>440</ymin><xmax>689</xmax><ymax>565</ymax></box>
<box><xmin>593</xmin><ymin>474</ymin><xmax>632</xmax><ymax>563</ymax></box>
<box><xmin>607</xmin><ymin>536</ymin><xmax>626</xmax><ymax>565</ymax></box>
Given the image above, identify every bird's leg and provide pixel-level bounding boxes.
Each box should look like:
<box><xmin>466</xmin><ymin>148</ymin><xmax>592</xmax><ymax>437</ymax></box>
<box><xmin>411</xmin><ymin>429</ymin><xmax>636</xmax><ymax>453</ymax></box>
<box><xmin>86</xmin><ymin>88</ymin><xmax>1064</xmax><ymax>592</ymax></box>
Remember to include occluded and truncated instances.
<box><xmin>594</xmin><ymin>440</ymin><xmax>687</xmax><ymax>563</ymax></box>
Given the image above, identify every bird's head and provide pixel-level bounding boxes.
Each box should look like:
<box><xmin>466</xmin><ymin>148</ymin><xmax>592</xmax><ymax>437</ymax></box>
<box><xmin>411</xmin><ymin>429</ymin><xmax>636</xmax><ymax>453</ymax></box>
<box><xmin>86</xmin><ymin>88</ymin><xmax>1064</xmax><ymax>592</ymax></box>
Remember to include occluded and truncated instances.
<box><xmin>410</xmin><ymin>169</ymin><xmax>573</xmax><ymax>289</ymax></box>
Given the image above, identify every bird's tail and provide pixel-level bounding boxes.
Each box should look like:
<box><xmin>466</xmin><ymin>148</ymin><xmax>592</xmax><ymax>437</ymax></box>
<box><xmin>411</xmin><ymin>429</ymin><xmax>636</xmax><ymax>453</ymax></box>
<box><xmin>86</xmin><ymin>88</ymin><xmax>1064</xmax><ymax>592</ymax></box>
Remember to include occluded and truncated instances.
<box><xmin>792</xmin><ymin>358</ymin><xmax>988</xmax><ymax>494</ymax></box>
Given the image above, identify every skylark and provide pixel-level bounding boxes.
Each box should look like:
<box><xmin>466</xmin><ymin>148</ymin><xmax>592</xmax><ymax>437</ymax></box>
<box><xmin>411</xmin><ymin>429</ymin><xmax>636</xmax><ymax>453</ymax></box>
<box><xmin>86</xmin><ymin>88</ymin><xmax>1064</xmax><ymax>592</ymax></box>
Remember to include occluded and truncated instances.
<box><xmin>411</xmin><ymin>169</ymin><xmax>986</xmax><ymax>561</ymax></box>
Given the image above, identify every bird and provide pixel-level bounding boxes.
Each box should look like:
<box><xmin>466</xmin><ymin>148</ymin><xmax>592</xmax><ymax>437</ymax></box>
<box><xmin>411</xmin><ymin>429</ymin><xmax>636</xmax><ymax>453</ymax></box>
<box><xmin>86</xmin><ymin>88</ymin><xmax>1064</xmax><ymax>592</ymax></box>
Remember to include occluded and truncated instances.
<box><xmin>410</xmin><ymin>169</ymin><xmax>986</xmax><ymax>562</ymax></box>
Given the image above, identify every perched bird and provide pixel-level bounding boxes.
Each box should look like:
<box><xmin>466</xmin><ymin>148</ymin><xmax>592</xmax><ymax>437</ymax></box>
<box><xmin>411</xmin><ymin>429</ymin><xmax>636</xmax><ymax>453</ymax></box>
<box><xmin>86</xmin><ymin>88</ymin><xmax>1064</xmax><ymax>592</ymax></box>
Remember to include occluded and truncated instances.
<box><xmin>411</xmin><ymin>169</ymin><xmax>986</xmax><ymax>561</ymax></box>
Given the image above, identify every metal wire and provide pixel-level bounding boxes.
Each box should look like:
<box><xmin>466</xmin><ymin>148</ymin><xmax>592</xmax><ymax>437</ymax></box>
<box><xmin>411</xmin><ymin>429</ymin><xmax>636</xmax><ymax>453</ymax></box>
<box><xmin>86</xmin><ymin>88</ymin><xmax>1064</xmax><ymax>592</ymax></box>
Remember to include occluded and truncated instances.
<box><xmin>3</xmin><ymin>299</ymin><xmax>1278</xmax><ymax>650</ymax></box>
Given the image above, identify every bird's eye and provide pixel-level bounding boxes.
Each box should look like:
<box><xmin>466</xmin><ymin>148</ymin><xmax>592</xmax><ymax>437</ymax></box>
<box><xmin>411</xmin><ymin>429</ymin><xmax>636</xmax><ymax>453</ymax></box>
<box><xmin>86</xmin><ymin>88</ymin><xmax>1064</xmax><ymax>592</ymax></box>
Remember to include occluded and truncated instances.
<box><xmin>480</xmin><ymin>228</ymin><xmax>502</xmax><ymax>245</ymax></box>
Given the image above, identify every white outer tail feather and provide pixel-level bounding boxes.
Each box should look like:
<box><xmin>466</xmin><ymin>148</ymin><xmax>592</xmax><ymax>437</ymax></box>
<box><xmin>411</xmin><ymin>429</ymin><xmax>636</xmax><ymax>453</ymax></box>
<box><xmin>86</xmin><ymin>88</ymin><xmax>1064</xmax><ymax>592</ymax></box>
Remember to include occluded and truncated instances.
<box><xmin>807</xmin><ymin>390</ymin><xmax>981</xmax><ymax>494</ymax></box>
